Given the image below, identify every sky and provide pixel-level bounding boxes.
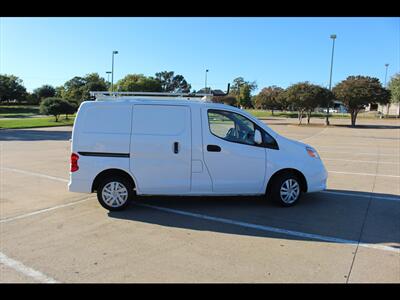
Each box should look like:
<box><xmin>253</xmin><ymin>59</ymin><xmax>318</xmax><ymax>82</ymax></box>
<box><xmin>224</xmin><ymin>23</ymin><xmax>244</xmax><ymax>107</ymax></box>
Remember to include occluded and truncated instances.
<box><xmin>1</xmin><ymin>17</ymin><xmax>399</xmax><ymax>93</ymax></box>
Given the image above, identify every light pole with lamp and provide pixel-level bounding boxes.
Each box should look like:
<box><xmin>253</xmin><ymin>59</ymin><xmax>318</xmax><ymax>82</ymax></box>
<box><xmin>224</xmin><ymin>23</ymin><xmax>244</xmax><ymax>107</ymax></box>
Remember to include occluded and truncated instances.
<box><xmin>111</xmin><ymin>51</ymin><xmax>118</xmax><ymax>92</ymax></box>
<box><xmin>205</xmin><ymin>69</ymin><xmax>209</xmax><ymax>92</ymax></box>
<box><xmin>384</xmin><ymin>63</ymin><xmax>389</xmax><ymax>87</ymax></box>
<box><xmin>106</xmin><ymin>71</ymin><xmax>112</xmax><ymax>86</ymax></box>
<box><xmin>326</xmin><ymin>34</ymin><xmax>337</xmax><ymax>126</ymax></box>
<box><xmin>384</xmin><ymin>63</ymin><xmax>390</xmax><ymax>115</ymax></box>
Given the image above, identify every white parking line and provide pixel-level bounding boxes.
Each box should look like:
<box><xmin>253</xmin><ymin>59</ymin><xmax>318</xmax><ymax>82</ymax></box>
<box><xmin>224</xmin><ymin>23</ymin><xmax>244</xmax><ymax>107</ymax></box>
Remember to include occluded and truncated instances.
<box><xmin>322</xmin><ymin>158</ymin><xmax>400</xmax><ymax>165</ymax></box>
<box><xmin>328</xmin><ymin>170</ymin><xmax>400</xmax><ymax>178</ymax></box>
<box><xmin>316</xmin><ymin>145</ymin><xmax>400</xmax><ymax>151</ymax></box>
<box><xmin>134</xmin><ymin>202</ymin><xmax>399</xmax><ymax>254</ymax></box>
<box><xmin>300</xmin><ymin>127</ymin><xmax>329</xmax><ymax>141</ymax></box>
<box><xmin>0</xmin><ymin>252</ymin><xmax>59</xmax><ymax>283</ymax></box>
<box><xmin>0</xmin><ymin>198</ymin><xmax>91</xmax><ymax>224</ymax></box>
<box><xmin>0</xmin><ymin>167</ymin><xmax>68</xmax><ymax>183</ymax></box>
<box><xmin>321</xmin><ymin>191</ymin><xmax>400</xmax><ymax>202</ymax></box>
<box><xmin>319</xmin><ymin>150</ymin><xmax>398</xmax><ymax>157</ymax></box>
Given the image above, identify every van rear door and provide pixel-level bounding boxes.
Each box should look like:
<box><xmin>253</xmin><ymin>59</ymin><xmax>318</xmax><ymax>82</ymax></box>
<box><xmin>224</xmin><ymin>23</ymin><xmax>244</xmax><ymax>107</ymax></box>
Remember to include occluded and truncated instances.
<box><xmin>130</xmin><ymin>104</ymin><xmax>191</xmax><ymax>194</ymax></box>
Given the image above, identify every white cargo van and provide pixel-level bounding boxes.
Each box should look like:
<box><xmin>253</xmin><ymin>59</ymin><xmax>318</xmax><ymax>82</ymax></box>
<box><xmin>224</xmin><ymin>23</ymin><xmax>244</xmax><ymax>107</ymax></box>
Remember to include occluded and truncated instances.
<box><xmin>69</xmin><ymin>90</ymin><xmax>327</xmax><ymax>211</ymax></box>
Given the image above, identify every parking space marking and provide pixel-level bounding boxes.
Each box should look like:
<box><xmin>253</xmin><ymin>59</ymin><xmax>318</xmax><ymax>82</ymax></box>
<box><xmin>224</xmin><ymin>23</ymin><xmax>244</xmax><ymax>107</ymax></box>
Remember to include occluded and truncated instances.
<box><xmin>315</xmin><ymin>145</ymin><xmax>400</xmax><ymax>151</ymax></box>
<box><xmin>319</xmin><ymin>150</ymin><xmax>398</xmax><ymax>157</ymax></box>
<box><xmin>0</xmin><ymin>252</ymin><xmax>59</xmax><ymax>283</ymax></box>
<box><xmin>328</xmin><ymin>170</ymin><xmax>400</xmax><ymax>178</ymax></box>
<box><xmin>322</xmin><ymin>158</ymin><xmax>400</xmax><ymax>165</ymax></box>
<box><xmin>320</xmin><ymin>191</ymin><xmax>400</xmax><ymax>202</ymax></box>
<box><xmin>300</xmin><ymin>127</ymin><xmax>329</xmax><ymax>141</ymax></box>
<box><xmin>0</xmin><ymin>167</ymin><xmax>69</xmax><ymax>183</ymax></box>
<box><xmin>134</xmin><ymin>202</ymin><xmax>399</xmax><ymax>253</ymax></box>
<box><xmin>0</xmin><ymin>197</ymin><xmax>91</xmax><ymax>224</ymax></box>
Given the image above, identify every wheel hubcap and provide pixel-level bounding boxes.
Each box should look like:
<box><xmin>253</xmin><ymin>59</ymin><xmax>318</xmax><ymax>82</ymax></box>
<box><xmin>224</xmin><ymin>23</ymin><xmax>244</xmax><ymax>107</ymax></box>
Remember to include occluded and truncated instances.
<box><xmin>102</xmin><ymin>182</ymin><xmax>128</xmax><ymax>207</ymax></box>
<box><xmin>280</xmin><ymin>179</ymin><xmax>300</xmax><ymax>204</ymax></box>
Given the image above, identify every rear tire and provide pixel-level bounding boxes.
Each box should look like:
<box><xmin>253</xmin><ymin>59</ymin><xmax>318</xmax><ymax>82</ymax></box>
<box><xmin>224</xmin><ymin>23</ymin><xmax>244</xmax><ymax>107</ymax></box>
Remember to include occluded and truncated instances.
<box><xmin>269</xmin><ymin>172</ymin><xmax>302</xmax><ymax>207</ymax></box>
<box><xmin>96</xmin><ymin>176</ymin><xmax>133</xmax><ymax>211</ymax></box>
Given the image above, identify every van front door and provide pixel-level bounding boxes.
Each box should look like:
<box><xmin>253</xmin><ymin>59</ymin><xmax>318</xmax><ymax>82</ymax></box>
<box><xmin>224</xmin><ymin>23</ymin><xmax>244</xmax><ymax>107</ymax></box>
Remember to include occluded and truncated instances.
<box><xmin>202</xmin><ymin>109</ymin><xmax>266</xmax><ymax>194</ymax></box>
<box><xmin>130</xmin><ymin>104</ymin><xmax>191</xmax><ymax>194</ymax></box>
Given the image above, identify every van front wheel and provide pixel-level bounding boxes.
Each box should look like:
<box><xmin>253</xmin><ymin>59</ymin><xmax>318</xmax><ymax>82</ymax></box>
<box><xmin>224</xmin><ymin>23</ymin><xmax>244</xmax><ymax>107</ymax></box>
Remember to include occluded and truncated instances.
<box><xmin>97</xmin><ymin>176</ymin><xmax>133</xmax><ymax>211</ymax></box>
<box><xmin>269</xmin><ymin>173</ymin><xmax>302</xmax><ymax>207</ymax></box>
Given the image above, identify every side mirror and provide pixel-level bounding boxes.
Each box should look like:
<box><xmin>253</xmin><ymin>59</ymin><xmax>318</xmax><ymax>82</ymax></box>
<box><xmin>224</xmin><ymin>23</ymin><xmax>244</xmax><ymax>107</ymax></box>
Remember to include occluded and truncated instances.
<box><xmin>254</xmin><ymin>129</ymin><xmax>262</xmax><ymax>145</ymax></box>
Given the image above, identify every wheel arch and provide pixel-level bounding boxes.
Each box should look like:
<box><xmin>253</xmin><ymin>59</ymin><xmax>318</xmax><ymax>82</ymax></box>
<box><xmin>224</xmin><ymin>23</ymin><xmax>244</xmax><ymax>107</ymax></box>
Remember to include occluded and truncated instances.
<box><xmin>266</xmin><ymin>168</ymin><xmax>308</xmax><ymax>195</ymax></box>
<box><xmin>92</xmin><ymin>168</ymin><xmax>137</xmax><ymax>193</ymax></box>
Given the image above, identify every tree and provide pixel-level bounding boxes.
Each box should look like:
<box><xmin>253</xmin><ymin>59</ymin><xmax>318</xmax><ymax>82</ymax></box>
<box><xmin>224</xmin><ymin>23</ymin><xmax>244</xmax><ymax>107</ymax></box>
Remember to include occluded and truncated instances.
<box><xmin>230</xmin><ymin>77</ymin><xmax>257</xmax><ymax>109</ymax></box>
<box><xmin>60</xmin><ymin>101</ymin><xmax>77</xmax><ymax>119</ymax></box>
<box><xmin>26</xmin><ymin>93</ymin><xmax>40</xmax><ymax>105</ymax></box>
<box><xmin>40</xmin><ymin>97</ymin><xmax>72</xmax><ymax>122</ymax></box>
<box><xmin>62</xmin><ymin>73</ymin><xmax>107</xmax><ymax>103</ymax></box>
<box><xmin>155</xmin><ymin>71</ymin><xmax>191</xmax><ymax>93</ymax></box>
<box><xmin>303</xmin><ymin>85</ymin><xmax>333</xmax><ymax>124</ymax></box>
<box><xmin>285</xmin><ymin>82</ymin><xmax>332</xmax><ymax>124</ymax></box>
<box><xmin>239</xmin><ymin>84</ymin><xmax>253</xmax><ymax>108</ymax></box>
<box><xmin>0</xmin><ymin>74</ymin><xmax>27</xmax><ymax>103</ymax></box>
<box><xmin>333</xmin><ymin>76</ymin><xmax>390</xmax><ymax>126</ymax></box>
<box><xmin>116</xmin><ymin>74</ymin><xmax>162</xmax><ymax>92</ymax></box>
<box><xmin>388</xmin><ymin>73</ymin><xmax>400</xmax><ymax>117</ymax></box>
<box><xmin>254</xmin><ymin>86</ymin><xmax>284</xmax><ymax>114</ymax></box>
<box><xmin>33</xmin><ymin>85</ymin><xmax>56</xmax><ymax>101</ymax></box>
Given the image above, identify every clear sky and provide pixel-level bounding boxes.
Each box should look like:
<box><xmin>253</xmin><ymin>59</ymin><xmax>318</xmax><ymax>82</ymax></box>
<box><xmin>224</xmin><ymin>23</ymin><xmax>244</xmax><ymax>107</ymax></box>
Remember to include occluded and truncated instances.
<box><xmin>1</xmin><ymin>17</ymin><xmax>399</xmax><ymax>93</ymax></box>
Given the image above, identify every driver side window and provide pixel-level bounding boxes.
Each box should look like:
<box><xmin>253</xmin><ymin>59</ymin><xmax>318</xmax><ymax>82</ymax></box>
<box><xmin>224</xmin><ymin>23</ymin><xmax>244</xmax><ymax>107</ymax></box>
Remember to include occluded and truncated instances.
<box><xmin>208</xmin><ymin>110</ymin><xmax>256</xmax><ymax>145</ymax></box>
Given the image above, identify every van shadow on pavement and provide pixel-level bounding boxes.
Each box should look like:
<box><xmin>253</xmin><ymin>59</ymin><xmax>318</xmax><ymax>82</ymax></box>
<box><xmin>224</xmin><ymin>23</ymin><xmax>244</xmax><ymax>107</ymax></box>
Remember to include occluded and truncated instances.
<box><xmin>108</xmin><ymin>190</ymin><xmax>400</xmax><ymax>249</ymax></box>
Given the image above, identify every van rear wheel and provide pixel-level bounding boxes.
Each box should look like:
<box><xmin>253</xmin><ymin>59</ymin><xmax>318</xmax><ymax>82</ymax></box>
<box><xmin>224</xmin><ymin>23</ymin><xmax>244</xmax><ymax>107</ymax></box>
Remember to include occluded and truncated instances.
<box><xmin>97</xmin><ymin>176</ymin><xmax>133</xmax><ymax>211</ymax></box>
<box><xmin>269</xmin><ymin>172</ymin><xmax>302</xmax><ymax>207</ymax></box>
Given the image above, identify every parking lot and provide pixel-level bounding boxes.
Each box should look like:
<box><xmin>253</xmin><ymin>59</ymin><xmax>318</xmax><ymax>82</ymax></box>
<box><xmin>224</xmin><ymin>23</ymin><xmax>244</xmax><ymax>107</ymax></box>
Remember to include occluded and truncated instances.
<box><xmin>0</xmin><ymin>117</ymin><xmax>399</xmax><ymax>283</ymax></box>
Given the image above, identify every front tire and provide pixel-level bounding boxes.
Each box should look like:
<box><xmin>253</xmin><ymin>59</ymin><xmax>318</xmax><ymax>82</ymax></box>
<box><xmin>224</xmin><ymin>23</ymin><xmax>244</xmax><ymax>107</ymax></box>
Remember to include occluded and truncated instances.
<box><xmin>269</xmin><ymin>172</ymin><xmax>302</xmax><ymax>207</ymax></box>
<box><xmin>96</xmin><ymin>176</ymin><xmax>133</xmax><ymax>211</ymax></box>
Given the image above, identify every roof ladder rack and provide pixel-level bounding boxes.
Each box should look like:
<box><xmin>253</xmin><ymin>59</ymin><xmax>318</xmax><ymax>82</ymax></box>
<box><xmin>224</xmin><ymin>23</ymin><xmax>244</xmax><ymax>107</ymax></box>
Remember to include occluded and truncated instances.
<box><xmin>89</xmin><ymin>84</ymin><xmax>230</xmax><ymax>101</ymax></box>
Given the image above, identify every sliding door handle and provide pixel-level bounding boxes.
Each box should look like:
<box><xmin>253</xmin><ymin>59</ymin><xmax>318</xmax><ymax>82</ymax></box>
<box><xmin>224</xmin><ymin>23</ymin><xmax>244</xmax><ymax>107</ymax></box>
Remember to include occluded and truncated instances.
<box><xmin>173</xmin><ymin>142</ymin><xmax>179</xmax><ymax>154</ymax></box>
<box><xmin>207</xmin><ymin>145</ymin><xmax>221</xmax><ymax>152</ymax></box>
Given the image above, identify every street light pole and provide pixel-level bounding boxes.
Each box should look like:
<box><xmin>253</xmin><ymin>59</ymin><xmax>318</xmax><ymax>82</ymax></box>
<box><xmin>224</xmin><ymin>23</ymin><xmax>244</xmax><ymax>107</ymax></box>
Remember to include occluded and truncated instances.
<box><xmin>106</xmin><ymin>71</ymin><xmax>112</xmax><ymax>85</ymax></box>
<box><xmin>111</xmin><ymin>51</ymin><xmax>118</xmax><ymax>92</ymax></box>
<box><xmin>205</xmin><ymin>69</ymin><xmax>209</xmax><ymax>92</ymax></box>
<box><xmin>384</xmin><ymin>63</ymin><xmax>389</xmax><ymax>87</ymax></box>
<box><xmin>326</xmin><ymin>34</ymin><xmax>337</xmax><ymax>126</ymax></box>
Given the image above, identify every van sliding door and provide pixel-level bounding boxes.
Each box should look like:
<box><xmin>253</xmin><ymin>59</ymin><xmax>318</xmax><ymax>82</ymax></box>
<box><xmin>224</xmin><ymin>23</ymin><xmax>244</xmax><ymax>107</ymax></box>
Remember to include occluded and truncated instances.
<box><xmin>130</xmin><ymin>104</ymin><xmax>192</xmax><ymax>194</ymax></box>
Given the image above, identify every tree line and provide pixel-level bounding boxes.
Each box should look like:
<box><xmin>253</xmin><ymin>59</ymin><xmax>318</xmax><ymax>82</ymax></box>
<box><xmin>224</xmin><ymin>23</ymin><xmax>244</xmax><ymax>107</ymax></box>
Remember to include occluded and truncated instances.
<box><xmin>1</xmin><ymin>72</ymin><xmax>399</xmax><ymax>126</ymax></box>
<box><xmin>213</xmin><ymin>75</ymin><xmax>399</xmax><ymax>126</ymax></box>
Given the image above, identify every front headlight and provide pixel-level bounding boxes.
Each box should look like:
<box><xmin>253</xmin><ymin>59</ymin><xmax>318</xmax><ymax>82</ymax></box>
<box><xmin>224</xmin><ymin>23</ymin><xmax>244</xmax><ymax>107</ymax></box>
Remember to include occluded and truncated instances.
<box><xmin>306</xmin><ymin>146</ymin><xmax>320</xmax><ymax>159</ymax></box>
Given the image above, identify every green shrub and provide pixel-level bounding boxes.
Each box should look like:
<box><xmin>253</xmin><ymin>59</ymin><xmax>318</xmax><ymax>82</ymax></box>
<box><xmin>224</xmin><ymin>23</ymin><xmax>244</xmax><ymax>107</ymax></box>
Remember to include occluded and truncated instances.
<box><xmin>40</xmin><ymin>97</ymin><xmax>76</xmax><ymax>122</ymax></box>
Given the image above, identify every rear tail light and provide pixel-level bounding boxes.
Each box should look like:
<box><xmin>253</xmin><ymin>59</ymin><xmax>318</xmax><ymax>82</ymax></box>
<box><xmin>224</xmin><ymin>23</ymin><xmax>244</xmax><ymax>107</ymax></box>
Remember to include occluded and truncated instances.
<box><xmin>70</xmin><ymin>153</ymin><xmax>79</xmax><ymax>172</ymax></box>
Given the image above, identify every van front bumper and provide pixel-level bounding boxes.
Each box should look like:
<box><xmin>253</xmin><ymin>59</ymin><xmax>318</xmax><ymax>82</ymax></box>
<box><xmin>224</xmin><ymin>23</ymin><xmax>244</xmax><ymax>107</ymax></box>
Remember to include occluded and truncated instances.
<box><xmin>305</xmin><ymin>163</ymin><xmax>328</xmax><ymax>193</ymax></box>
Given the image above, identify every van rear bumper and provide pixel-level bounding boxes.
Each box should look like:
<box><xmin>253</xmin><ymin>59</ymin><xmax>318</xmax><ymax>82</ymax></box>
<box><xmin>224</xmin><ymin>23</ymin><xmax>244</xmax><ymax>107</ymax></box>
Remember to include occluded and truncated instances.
<box><xmin>68</xmin><ymin>178</ymin><xmax>92</xmax><ymax>193</ymax></box>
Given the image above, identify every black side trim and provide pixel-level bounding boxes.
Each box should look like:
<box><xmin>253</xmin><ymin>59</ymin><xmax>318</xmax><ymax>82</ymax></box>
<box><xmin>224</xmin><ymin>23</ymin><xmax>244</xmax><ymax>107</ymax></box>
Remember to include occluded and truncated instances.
<box><xmin>78</xmin><ymin>152</ymin><xmax>130</xmax><ymax>158</ymax></box>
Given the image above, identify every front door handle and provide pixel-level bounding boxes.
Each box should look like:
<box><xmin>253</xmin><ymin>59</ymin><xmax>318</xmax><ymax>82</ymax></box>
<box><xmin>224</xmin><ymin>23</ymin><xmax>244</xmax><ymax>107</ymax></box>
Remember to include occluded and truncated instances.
<box><xmin>173</xmin><ymin>142</ymin><xmax>179</xmax><ymax>154</ymax></box>
<box><xmin>207</xmin><ymin>144</ymin><xmax>221</xmax><ymax>152</ymax></box>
